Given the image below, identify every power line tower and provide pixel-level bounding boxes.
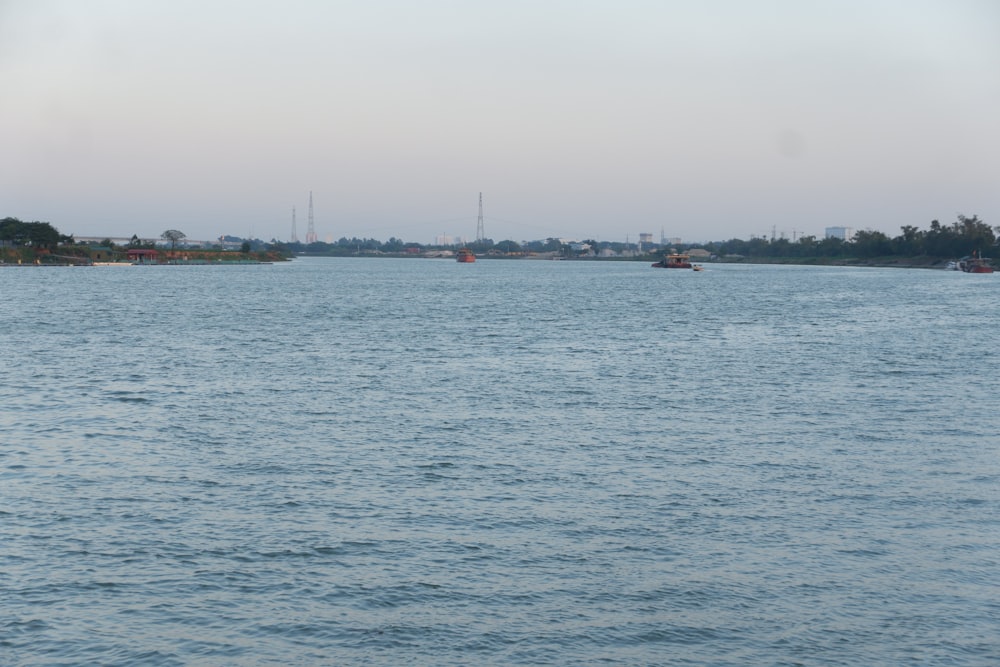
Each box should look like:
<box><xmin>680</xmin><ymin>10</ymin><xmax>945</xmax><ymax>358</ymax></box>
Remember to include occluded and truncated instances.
<box><xmin>305</xmin><ymin>191</ymin><xmax>317</xmax><ymax>244</ymax></box>
<box><xmin>290</xmin><ymin>206</ymin><xmax>298</xmax><ymax>243</ymax></box>
<box><xmin>476</xmin><ymin>192</ymin><xmax>485</xmax><ymax>243</ymax></box>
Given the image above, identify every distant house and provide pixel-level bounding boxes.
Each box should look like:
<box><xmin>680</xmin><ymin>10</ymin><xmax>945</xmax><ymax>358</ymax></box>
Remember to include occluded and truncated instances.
<box><xmin>90</xmin><ymin>246</ymin><xmax>114</xmax><ymax>261</ymax></box>
<box><xmin>127</xmin><ymin>249</ymin><xmax>159</xmax><ymax>263</ymax></box>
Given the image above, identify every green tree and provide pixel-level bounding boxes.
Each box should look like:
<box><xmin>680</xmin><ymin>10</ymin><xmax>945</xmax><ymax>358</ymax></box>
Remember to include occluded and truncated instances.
<box><xmin>161</xmin><ymin>229</ymin><xmax>186</xmax><ymax>250</ymax></box>
<box><xmin>894</xmin><ymin>225</ymin><xmax>923</xmax><ymax>256</ymax></box>
<box><xmin>0</xmin><ymin>217</ymin><xmax>27</xmax><ymax>244</ymax></box>
<box><xmin>852</xmin><ymin>230</ymin><xmax>891</xmax><ymax>257</ymax></box>
<box><xmin>0</xmin><ymin>218</ymin><xmax>69</xmax><ymax>249</ymax></box>
<box><xmin>540</xmin><ymin>238</ymin><xmax>562</xmax><ymax>252</ymax></box>
<box><xmin>497</xmin><ymin>239</ymin><xmax>522</xmax><ymax>254</ymax></box>
<box><xmin>954</xmin><ymin>214</ymin><xmax>995</xmax><ymax>253</ymax></box>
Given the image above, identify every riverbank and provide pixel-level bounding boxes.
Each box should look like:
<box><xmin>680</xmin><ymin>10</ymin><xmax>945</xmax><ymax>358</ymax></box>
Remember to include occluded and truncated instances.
<box><xmin>1</xmin><ymin>246</ymin><xmax>290</xmax><ymax>266</ymax></box>
<box><xmin>709</xmin><ymin>255</ymin><xmax>954</xmax><ymax>269</ymax></box>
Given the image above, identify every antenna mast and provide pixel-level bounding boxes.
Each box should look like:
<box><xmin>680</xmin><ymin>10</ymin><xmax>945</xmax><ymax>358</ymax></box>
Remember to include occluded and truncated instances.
<box><xmin>291</xmin><ymin>206</ymin><xmax>298</xmax><ymax>243</ymax></box>
<box><xmin>475</xmin><ymin>192</ymin><xmax>485</xmax><ymax>243</ymax></box>
<box><xmin>305</xmin><ymin>191</ymin><xmax>317</xmax><ymax>244</ymax></box>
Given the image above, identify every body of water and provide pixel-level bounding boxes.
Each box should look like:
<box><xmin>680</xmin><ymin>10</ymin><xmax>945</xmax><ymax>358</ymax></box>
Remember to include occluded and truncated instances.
<box><xmin>2</xmin><ymin>258</ymin><xmax>998</xmax><ymax>665</ymax></box>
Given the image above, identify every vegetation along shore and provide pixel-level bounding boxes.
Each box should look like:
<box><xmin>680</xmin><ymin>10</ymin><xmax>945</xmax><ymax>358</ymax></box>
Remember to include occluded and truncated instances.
<box><xmin>2</xmin><ymin>214</ymin><xmax>995</xmax><ymax>269</ymax></box>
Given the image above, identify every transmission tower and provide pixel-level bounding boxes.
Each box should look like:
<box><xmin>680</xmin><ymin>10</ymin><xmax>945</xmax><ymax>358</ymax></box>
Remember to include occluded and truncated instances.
<box><xmin>475</xmin><ymin>192</ymin><xmax>485</xmax><ymax>243</ymax></box>
<box><xmin>290</xmin><ymin>206</ymin><xmax>299</xmax><ymax>243</ymax></box>
<box><xmin>305</xmin><ymin>191</ymin><xmax>317</xmax><ymax>244</ymax></box>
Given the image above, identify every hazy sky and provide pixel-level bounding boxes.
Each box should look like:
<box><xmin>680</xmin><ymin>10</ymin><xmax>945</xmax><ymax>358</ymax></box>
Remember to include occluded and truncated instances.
<box><xmin>3</xmin><ymin>1</ymin><xmax>998</xmax><ymax>244</ymax></box>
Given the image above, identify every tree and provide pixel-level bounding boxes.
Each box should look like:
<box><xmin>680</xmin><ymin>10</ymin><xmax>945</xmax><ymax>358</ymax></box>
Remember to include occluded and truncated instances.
<box><xmin>894</xmin><ymin>225</ymin><xmax>923</xmax><ymax>256</ymax></box>
<box><xmin>852</xmin><ymin>229</ymin><xmax>891</xmax><ymax>257</ymax></box>
<box><xmin>497</xmin><ymin>239</ymin><xmax>522</xmax><ymax>255</ymax></box>
<box><xmin>954</xmin><ymin>214</ymin><xmax>995</xmax><ymax>252</ymax></box>
<box><xmin>541</xmin><ymin>238</ymin><xmax>562</xmax><ymax>252</ymax></box>
<box><xmin>0</xmin><ymin>217</ymin><xmax>69</xmax><ymax>249</ymax></box>
<box><xmin>382</xmin><ymin>236</ymin><xmax>405</xmax><ymax>252</ymax></box>
<box><xmin>161</xmin><ymin>229</ymin><xmax>186</xmax><ymax>250</ymax></box>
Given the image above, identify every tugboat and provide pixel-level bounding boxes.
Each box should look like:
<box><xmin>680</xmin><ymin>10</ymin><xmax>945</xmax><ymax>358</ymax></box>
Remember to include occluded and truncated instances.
<box><xmin>957</xmin><ymin>251</ymin><xmax>994</xmax><ymax>274</ymax></box>
<box><xmin>456</xmin><ymin>247</ymin><xmax>476</xmax><ymax>263</ymax></box>
<box><xmin>651</xmin><ymin>253</ymin><xmax>694</xmax><ymax>269</ymax></box>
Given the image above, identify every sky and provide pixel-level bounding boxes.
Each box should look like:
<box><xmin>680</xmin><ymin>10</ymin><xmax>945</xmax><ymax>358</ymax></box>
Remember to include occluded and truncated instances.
<box><xmin>2</xmin><ymin>0</ymin><xmax>999</xmax><ymax>245</ymax></box>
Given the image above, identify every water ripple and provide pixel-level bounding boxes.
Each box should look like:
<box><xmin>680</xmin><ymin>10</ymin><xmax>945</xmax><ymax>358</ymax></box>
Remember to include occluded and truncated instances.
<box><xmin>2</xmin><ymin>260</ymin><xmax>998</xmax><ymax>665</ymax></box>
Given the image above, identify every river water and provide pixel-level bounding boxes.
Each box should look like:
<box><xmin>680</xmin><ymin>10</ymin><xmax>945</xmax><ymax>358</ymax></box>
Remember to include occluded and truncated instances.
<box><xmin>2</xmin><ymin>258</ymin><xmax>998</xmax><ymax>665</ymax></box>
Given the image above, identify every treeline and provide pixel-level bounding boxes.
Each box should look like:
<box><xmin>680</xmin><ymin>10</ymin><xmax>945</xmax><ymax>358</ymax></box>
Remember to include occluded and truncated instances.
<box><xmin>0</xmin><ymin>217</ymin><xmax>73</xmax><ymax>249</ymax></box>
<box><xmin>283</xmin><ymin>236</ymin><xmax>589</xmax><ymax>256</ymax></box>
<box><xmin>4</xmin><ymin>213</ymin><xmax>996</xmax><ymax>261</ymax></box>
<box><xmin>284</xmin><ymin>215</ymin><xmax>996</xmax><ymax>261</ymax></box>
<box><xmin>704</xmin><ymin>215</ymin><xmax>996</xmax><ymax>259</ymax></box>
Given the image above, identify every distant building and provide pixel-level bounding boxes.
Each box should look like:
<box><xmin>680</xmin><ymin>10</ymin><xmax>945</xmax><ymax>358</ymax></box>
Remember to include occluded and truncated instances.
<box><xmin>127</xmin><ymin>249</ymin><xmax>159</xmax><ymax>263</ymax></box>
<box><xmin>825</xmin><ymin>226</ymin><xmax>854</xmax><ymax>241</ymax></box>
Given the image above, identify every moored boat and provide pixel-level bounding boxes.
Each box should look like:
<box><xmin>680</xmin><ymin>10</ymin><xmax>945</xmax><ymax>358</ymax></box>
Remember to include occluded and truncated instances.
<box><xmin>652</xmin><ymin>253</ymin><xmax>694</xmax><ymax>269</ymax></box>
<box><xmin>958</xmin><ymin>252</ymin><xmax>994</xmax><ymax>274</ymax></box>
<box><xmin>456</xmin><ymin>247</ymin><xmax>476</xmax><ymax>263</ymax></box>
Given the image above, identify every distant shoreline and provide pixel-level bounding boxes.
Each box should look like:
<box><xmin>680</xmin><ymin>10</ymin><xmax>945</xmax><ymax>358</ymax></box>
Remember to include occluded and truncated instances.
<box><xmin>707</xmin><ymin>256</ymin><xmax>953</xmax><ymax>269</ymax></box>
<box><xmin>296</xmin><ymin>252</ymin><xmax>963</xmax><ymax>270</ymax></box>
<box><xmin>1</xmin><ymin>252</ymin><xmax>974</xmax><ymax>271</ymax></box>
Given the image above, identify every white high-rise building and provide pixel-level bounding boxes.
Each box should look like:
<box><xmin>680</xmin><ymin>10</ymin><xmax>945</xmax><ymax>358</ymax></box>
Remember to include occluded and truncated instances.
<box><xmin>825</xmin><ymin>226</ymin><xmax>854</xmax><ymax>241</ymax></box>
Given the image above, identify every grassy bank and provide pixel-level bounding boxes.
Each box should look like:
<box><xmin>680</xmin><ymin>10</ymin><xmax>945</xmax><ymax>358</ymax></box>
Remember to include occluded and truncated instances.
<box><xmin>1</xmin><ymin>245</ymin><xmax>290</xmax><ymax>265</ymax></box>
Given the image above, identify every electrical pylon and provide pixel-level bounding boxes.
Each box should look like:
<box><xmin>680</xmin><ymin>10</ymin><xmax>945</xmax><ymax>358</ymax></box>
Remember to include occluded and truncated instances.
<box><xmin>305</xmin><ymin>192</ymin><xmax>317</xmax><ymax>244</ymax></box>
<box><xmin>475</xmin><ymin>192</ymin><xmax>485</xmax><ymax>243</ymax></box>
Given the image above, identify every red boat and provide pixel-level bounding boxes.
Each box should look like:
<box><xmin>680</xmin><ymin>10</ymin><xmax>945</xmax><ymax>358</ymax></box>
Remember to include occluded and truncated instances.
<box><xmin>652</xmin><ymin>253</ymin><xmax>693</xmax><ymax>269</ymax></box>
<box><xmin>958</xmin><ymin>252</ymin><xmax>994</xmax><ymax>273</ymax></box>
<box><xmin>456</xmin><ymin>248</ymin><xmax>476</xmax><ymax>263</ymax></box>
